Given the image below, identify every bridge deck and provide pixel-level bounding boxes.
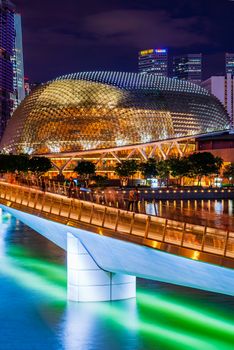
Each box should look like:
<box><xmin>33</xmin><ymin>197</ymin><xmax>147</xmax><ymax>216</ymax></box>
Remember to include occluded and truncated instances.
<box><xmin>0</xmin><ymin>182</ymin><xmax>233</xmax><ymax>268</ymax></box>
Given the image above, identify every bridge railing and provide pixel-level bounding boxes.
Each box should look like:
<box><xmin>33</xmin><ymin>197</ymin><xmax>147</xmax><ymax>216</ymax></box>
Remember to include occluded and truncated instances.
<box><xmin>0</xmin><ymin>182</ymin><xmax>233</xmax><ymax>259</ymax></box>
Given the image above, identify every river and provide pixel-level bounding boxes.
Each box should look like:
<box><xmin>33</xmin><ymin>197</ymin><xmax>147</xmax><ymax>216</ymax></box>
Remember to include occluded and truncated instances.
<box><xmin>0</xmin><ymin>210</ymin><xmax>233</xmax><ymax>350</ymax></box>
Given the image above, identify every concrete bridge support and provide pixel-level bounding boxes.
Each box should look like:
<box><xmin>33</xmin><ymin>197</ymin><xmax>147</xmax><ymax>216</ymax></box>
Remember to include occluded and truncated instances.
<box><xmin>67</xmin><ymin>232</ymin><xmax>136</xmax><ymax>302</ymax></box>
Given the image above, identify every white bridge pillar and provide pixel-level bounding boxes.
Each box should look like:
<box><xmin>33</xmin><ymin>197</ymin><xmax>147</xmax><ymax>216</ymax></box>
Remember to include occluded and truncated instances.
<box><xmin>67</xmin><ymin>232</ymin><xmax>136</xmax><ymax>302</ymax></box>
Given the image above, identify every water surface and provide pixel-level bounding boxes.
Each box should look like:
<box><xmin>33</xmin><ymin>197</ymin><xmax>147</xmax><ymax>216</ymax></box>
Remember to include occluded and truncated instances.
<box><xmin>0</xmin><ymin>211</ymin><xmax>233</xmax><ymax>350</ymax></box>
<box><xmin>146</xmin><ymin>199</ymin><xmax>234</xmax><ymax>229</ymax></box>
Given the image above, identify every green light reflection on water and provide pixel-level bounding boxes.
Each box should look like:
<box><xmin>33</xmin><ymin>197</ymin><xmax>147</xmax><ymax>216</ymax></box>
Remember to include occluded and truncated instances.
<box><xmin>137</xmin><ymin>290</ymin><xmax>234</xmax><ymax>338</ymax></box>
<box><xmin>97</xmin><ymin>303</ymin><xmax>233</xmax><ymax>350</ymax></box>
<box><xmin>7</xmin><ymin>245</ymin><xmax>67</xmax><ymax>287</ymax></box>
<box><xmin>134</xmin><ymin>290</ymin><xmax>234</xmax><ymax>350</ymax></box>
<box><xmin>1</xmin><ymin>260</ymin><xmax>67</xmax><ymax>301</ymax></box>
<box><xmin>1</xmin><ymin>244</ymin><xmax>234</xmax><ymax>350</ymax></box>
<box><xmin>0</xmin><ymin>245</ymin><xmax>67</xmax><ymax>301</ymax></box>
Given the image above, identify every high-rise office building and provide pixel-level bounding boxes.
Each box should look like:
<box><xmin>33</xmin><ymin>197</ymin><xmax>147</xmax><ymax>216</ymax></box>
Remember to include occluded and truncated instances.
<box><xmin>173</xmin><ymin>54</ymin><xmax>202</xmax><ymax>84</ymax></box>
<box><xmin>225</xmin><ymin>53</ymin><xmax>234</xmax><ymax>76</ymax></box>
<box><xmin>201</xmin><ymin>74</ymin><xmax>234</xmax><ymax>127</ymax></box>
<box><xmin>12</xmin><ymin>13</ymin><xmax>25</xmax><ymax>110</ymax></box>
<box><xmin>0</xmin><ymin>0</ymin><xmax>24</xmax><ymax>140</ymax></box>
<box><xmin>0</xmin><ymin>0</ymin><xmax>15</xmax><ymax>139</ymax></box>
<box><xmin>138</xmin><ymin>48</ymin><xmax>168</xmax><ymax>76</ymax></box>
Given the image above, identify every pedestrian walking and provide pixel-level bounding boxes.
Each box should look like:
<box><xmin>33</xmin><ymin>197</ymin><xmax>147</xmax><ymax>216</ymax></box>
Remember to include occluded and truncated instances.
<box><xmin>128</xmin><ymin>189</ymin><xmax>135</xmax><ymax>211</ymax></box>
<box><xmin>41</xmin><ymin>178</ymin><xmax>46</xmax><ymax>192</ymax></box>
<box><xmin>68</xmin><ymin>178</ymin><xmax>74</xmax><ymax>198</ymax></box>
<box><xmin>133</xmin><ymin>187</ymin><xmax>140</xmax><ymax>212</ymax></box>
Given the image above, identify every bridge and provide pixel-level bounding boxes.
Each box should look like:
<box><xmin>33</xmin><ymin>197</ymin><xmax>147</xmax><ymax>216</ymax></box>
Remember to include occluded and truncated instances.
<box><xmin>0</xmin><ymin>181</ymin><xmax>234</xmax><ymax>302</ymax></box>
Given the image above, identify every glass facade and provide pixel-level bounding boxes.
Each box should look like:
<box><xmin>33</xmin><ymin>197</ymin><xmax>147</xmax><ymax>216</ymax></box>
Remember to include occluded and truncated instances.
<box><xmin>138</xmin><ymin>49</ymin><xmax>168</xmax><ymax>76</ymax></box>
<box><xmin>11</xmin><ymin>13</ymin><xmax>25</xmax><ymax>110</ymax></box>
<box><xmin>0</xmin><ymin>71</ymin><xmax>230</xmax><ymax>155</ymax></box>
<box><xmin>0</xmin><ymin>1</ymin><xmax>24</xmax><ymax>140</ymax></box>
<box><xmin>0</xmin><ymin>0</ymin><xmax>15</xmax><ymax>140</ymax></box>
<box><xmin>173</xmin><ymin>54</ymin><xmax>202</xmax><ymax>84</ymax></box>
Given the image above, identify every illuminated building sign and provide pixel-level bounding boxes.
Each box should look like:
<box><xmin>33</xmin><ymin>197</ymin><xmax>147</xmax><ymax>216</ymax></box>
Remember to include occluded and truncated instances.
<box><xmin>140</xmin><ymin>49</ymin><xmax>167</xmax><ymax>56</ymax></box>
<box><xmin>140</xmin><ymin>49</ymin><xmax>154</xmax><ymax>56</ymax></box>
<box><xmin>155</xmin><ymin>49</ymin><xmax>167</xmax><ymax>53</ymax></box>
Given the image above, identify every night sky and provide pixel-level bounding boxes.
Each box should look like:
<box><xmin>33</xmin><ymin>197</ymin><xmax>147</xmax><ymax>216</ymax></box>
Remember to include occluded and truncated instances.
<box><xmin>15</xmin><ymin>0</ymin><xmax>234</xmax><ymax>83</ymax></box>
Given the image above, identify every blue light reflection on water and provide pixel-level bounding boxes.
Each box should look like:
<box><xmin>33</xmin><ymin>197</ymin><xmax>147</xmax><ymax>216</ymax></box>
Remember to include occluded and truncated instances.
<box><xmin>0</xmin><ymin>211</ymin><xmax>233</xmax><ymax>350</ymax></box>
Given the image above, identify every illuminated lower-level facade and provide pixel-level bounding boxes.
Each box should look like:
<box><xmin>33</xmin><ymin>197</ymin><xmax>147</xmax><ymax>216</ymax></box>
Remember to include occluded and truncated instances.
<box><xmin>47</xmin><ymin>134</ymin><xmax>199</xmax><ymax>177</ymax></box>
<box><xmin>0</xmin><ymin>71</ymin><xmax>230</xmax><ymax>175</ymax></box>
<box><xmin>42</xmin><ymin>132</ymin><xmax>233</xmax><ymax>178</ymax></box>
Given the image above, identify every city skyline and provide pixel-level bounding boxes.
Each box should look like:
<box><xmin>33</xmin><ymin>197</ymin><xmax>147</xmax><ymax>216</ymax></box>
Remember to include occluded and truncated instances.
<box><xmin>14</xmin><ymin>0</ymin><xmax>234</xmax><ymax>82</ymax></box>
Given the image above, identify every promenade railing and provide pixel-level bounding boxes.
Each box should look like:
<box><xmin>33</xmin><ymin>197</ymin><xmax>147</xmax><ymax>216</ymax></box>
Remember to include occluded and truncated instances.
<box><xmin>6</xmin><ymin>177</ymin><xmax>234</xmax><ymax>206</ymax></box>
<box><xmin>0</xmin><ymin>181</ymin><xmax>233</xmax><ymax>261</ymax></box>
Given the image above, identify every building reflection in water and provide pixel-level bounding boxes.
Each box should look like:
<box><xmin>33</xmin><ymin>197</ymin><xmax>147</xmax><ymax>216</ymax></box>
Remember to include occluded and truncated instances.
<box><xmin>146</xmin><ymin>199</ymin><xmax>234</xmax><ymax>230</ymax></box>
<box><xmin>64</xmin><ymin>299</ymin><xmax>139</xmax><ymax>350</ymax></box>
<box><xmin>0</xmin><ymin>208</ymin><xmax>12</xmax><ymax>256</ymax></box>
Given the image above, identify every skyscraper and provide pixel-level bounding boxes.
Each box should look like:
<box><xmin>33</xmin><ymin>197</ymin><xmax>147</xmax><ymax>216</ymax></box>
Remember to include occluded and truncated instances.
<box><xmin>173</xmin><ymin>54</ymin><xmax>202</xmax><ymax>84</ymax></box>
<box><xmin>225</xmin><ymin>53</ymin><xmax>234</xmax><ymax>76</ymax></box>
<box><xmin>138</xmin><ymin>48</ymin><xmax>168</xmax><ymax>76</ymax></box>
<box><xmin>12</xmin><ymin>13</ymin><xmax>25</xmax><ymax>110</ymax></box>
<box><xmin>0</xmin><ymin>0</ymin><xmax>24</xmax><ymax>140</ymax></box>
<box><xmin>0</xmin><ymin>0</ymin><xmax>15</xmax><ymax>139</ymax></box>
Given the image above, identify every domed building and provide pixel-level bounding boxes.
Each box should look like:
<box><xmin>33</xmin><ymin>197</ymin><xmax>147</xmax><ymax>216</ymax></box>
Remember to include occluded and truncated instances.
<box><xmin>0</xmin><ymin>71</ymin><xmax>230</xmax><ymax>155</ymax></box>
